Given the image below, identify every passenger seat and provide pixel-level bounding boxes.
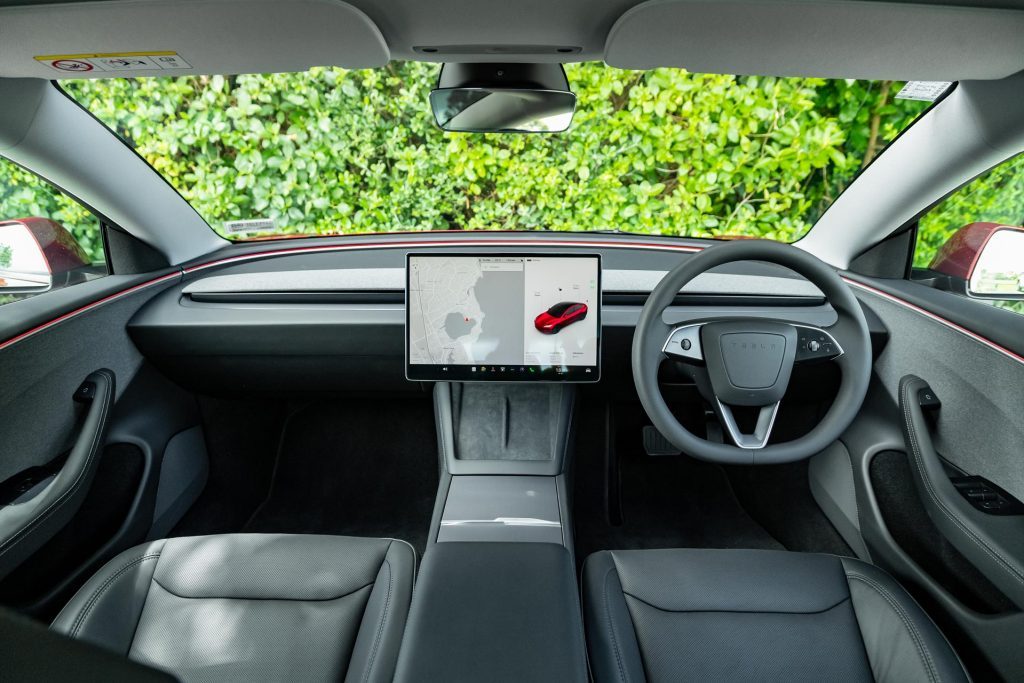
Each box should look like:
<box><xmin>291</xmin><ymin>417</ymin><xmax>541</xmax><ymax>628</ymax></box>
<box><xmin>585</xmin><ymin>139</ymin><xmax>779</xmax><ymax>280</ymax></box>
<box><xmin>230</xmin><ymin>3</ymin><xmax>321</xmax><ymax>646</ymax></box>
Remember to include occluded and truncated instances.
<box><xmin>51</xmin><ymin>534</ymin><xmax>415</xmax><ymax>682</ymax></box>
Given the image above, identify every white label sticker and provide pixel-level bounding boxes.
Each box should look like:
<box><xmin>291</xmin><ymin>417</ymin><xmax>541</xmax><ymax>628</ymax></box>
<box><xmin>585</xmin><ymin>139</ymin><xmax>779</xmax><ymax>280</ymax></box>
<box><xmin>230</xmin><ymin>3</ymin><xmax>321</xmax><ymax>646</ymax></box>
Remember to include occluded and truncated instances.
<box><xmin>896</xmin><ymin>81</ymin><xmax>953</xmax><ymax>102</ymax></box>
<box><xmin>35</xmin><ymin>51</ymin><xmax>192</xmax><ymax>73</ymax></box>
<box><xmin>223</xmin><ymin>218</ymin><xmax>277</xmax><ymax>235</ymax></box>
<box><xmin>149</xmin><ymin>54</ymin><xmax>192</xmax><ymax>69</ymax></box>
<box><xmin>92</xmin><ymin>55</ymin><xmax>162</xmax><ymax>71</ymax></box>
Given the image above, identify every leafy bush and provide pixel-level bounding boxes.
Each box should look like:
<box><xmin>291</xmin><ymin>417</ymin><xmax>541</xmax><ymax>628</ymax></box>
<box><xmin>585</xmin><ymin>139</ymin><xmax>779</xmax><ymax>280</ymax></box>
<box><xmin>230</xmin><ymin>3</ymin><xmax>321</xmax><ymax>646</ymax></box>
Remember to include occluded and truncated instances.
<box><xmin>0</xmin><ymin>162</ymin><xmax>100</xmax><ymax>259</ymax></box>
<box><xmin>916</xmin><ymin>153</ymin><xmax>1024</xmax><ymax>267</ymax></box>
<box><xmin>4</xmin><ymin>62</ymin><xmax>1011</xmax><ymax>271</ymax></box>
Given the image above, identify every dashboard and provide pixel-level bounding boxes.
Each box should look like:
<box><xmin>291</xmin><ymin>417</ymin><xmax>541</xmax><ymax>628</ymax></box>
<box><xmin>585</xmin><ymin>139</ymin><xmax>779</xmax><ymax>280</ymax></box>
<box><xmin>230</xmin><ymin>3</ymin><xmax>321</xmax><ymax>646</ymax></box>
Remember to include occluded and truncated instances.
<box><xmin>126</xmin><ymin>233</ymin><xmax>888</xmax><ymax>395</ymax></box>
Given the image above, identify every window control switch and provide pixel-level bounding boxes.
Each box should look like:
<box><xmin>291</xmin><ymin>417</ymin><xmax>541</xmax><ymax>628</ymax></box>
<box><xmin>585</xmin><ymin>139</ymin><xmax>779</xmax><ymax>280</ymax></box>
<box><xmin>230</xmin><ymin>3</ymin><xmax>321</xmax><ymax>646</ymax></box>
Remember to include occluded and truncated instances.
<box><xmin>951</xmin><ymin>476</ymin><xmax>1024</xmax><ymax>516</ymax></box>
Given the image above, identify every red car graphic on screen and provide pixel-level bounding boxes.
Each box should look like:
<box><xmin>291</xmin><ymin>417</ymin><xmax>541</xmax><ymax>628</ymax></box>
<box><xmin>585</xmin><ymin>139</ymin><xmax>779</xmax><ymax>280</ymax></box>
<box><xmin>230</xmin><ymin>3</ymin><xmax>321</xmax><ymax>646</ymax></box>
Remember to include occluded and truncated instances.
<box><xmin>534</xmin><ymin>302</ymin><xmax>588</xmax><ymax>334</ymax></box>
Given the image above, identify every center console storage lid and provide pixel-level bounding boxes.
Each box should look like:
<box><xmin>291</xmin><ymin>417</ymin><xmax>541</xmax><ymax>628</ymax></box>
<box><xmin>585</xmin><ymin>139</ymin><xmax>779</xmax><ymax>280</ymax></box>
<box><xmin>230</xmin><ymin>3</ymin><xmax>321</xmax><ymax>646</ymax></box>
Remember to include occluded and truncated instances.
<box><xmin>393</xmin><ymin>542</ymin><xmax>588</xmax><ymax>683</ymax></box>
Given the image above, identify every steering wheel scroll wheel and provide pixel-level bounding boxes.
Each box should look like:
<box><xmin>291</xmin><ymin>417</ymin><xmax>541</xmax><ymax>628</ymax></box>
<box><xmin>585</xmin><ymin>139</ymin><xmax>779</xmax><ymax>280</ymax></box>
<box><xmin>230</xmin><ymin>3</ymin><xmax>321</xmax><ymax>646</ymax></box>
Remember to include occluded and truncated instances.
<box><xmin>632</xmin><ymin>240</ymin><xmax>872</xmax><ymax>465</ymax></box>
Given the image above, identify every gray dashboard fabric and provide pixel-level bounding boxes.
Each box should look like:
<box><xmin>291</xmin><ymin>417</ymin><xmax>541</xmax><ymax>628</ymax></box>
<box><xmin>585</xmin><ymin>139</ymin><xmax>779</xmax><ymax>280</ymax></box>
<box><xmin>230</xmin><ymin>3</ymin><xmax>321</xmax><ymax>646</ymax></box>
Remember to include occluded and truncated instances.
<box><xmin>181</xmin><ymin>267</ymin><xmax>822</xmax><ymax>297</ymax></box>
<box><xmin>582</xmin><ymin>548</ymin><xmax>968</xmax><ymax>683</ymax></box>
<box><xmin>394</xmin><ymin>542</ymin><xmax>588</xmax><ymax>683</ymax></box>
<box><xmin>52</xmin><ymin>533</ymin><xmax>415</xmax><ymax>683</ymax></box>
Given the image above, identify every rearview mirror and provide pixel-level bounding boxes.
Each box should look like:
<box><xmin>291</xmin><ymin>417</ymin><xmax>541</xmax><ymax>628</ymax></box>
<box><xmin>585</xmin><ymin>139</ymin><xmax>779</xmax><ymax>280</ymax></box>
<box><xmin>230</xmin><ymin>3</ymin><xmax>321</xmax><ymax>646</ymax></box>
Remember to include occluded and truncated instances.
<box><xmin>429</xmin><ymin>63</ymin><xmax>576</xmax><ymax>133</ymax></box>
<box><xmin>0</xmin><ymin>218</ymin><xmax>89</xmax><ymax>294</ymax></box>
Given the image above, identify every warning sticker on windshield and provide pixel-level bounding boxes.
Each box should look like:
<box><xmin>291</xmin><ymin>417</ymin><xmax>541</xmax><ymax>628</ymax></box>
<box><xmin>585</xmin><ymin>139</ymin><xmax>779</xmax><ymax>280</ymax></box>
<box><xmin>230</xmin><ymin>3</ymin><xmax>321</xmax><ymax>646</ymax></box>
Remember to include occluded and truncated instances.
<box><xmin>223</xmin><ymin>219</ymin><xmax>277</xmax><ymax>235</ymax></box>
<box><xmin>35</xmin><ymin>52</ymin><xmax>192</xmax><ymax>73</ymax></box>
<box><xmin>895</xmin><ymin>81</ymin><xmax>953</xmax><ymax>102</ymax></box>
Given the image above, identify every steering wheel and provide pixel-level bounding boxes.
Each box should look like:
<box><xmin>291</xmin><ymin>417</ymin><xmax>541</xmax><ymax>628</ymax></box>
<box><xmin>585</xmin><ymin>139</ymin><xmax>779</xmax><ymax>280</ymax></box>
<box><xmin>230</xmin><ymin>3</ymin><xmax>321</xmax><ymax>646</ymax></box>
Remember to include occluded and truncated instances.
<box><xmin>632</xmin><ymin>240</ymin><xmax>872</xmax><ymax>464</ymax></box>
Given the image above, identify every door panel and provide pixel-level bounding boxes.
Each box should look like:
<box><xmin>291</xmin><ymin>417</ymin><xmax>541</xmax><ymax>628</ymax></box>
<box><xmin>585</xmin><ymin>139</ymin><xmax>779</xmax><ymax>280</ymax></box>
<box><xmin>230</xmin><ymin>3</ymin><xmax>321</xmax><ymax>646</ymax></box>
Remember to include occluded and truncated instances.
<box><xmin>829</xmin><ymin>280</ymin><xmax>1024</xmax><ymax>680</ymax></box>
<box><xmin>0</xmin><ymin>275</ymin><xmax>206</xmax><ymax>612</ymax></box>
<box><xmin>0</xmin><ymin>369</ymin><xmax>114</xmax><ymax>579</ymax></box>
<box><xmin>0</xmin><ymin>284</ymin><xmax>153</xmax><ymax>482</ymax></box>
<box><xmin>854</xmin><ymin>283</ymin><xmax>1024</xmax><ymax>502</ymax></box>
<box><xmin>898</xmin><ymin>374</ymin><xmax>1024</xmax><ymax>606</ymax></box>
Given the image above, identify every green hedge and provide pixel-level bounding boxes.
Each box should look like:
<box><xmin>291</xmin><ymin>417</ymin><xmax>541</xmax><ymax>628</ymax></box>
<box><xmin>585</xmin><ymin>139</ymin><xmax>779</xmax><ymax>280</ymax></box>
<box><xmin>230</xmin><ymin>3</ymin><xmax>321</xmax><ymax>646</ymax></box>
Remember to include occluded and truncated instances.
<box><xmin>917</xmin><ymin>153</ymin><xmax>1024</xmax><ymax>267</ymax></box>
<box><xmin>1</xmin><ymin>64</ymin><xmax>1014</xmax><ymax>271</ymax></box>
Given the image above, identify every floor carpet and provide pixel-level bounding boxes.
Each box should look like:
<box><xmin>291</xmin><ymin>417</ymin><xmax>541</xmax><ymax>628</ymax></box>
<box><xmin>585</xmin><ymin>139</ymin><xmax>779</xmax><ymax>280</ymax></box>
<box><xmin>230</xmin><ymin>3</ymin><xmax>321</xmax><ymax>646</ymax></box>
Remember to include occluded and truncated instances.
<box><xmin>572</xmin><ymin>399</ymin><xmax>784</xmax><ymax>564</ymax></box>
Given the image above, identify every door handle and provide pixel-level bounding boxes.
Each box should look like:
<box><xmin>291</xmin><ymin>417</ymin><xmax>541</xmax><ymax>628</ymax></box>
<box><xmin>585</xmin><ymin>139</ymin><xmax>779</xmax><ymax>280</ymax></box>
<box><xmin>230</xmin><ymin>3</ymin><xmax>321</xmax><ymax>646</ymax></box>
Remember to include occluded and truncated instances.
<box><xmin>0</xmin><ymin>369</ymin><xmax>115</xmax><ymax>580</ymax></box>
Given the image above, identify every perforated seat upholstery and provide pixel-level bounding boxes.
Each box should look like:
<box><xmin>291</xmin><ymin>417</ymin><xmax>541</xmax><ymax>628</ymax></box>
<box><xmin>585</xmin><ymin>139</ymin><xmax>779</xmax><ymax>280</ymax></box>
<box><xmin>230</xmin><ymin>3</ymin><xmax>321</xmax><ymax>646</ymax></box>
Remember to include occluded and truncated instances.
<box><xmin>582</xmin><ymin>548</ymin><xmax>969</xmax><ymax>683</ymax></box>
<box><xmin>52</xmin><ymin>534</ymin><xmax>415</xmax><ymax>683</ymax></box>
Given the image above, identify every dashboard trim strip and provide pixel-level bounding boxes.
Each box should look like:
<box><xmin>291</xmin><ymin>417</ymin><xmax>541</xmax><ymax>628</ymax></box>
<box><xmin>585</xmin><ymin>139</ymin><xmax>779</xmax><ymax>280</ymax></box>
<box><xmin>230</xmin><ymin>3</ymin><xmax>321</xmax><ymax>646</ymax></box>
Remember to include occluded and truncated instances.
<box><xmin>3</xmin><ymin>235</ymin><xmax>1022</xmax><ymax>369</ymax></box>
<box><xmin>843</xmin><ymin>278</ymin><xmax>1024</xmax><ymax>365</ymax></box>
<box><xmin>181</xmin><ymin>237</ymin><xmax>704</xmax><ymax>275</ymax></box>
<box><xmin>0</xmin><ymin>271</ymin><xmax>181</xmax><ymax>351</ymax></box>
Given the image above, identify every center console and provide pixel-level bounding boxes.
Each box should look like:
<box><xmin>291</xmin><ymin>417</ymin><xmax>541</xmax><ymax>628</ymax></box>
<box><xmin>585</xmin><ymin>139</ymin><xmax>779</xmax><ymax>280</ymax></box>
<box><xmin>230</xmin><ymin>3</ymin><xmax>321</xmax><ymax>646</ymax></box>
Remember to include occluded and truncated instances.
<box><xmin>394</xmin><ymin>541</ymin><xmax>588</xmax><ymax>682</ymax></box>
<box><xmin>393</xmin><ymin>381</ymin><xmax>588</xmax><ymax>682</ymax></box>
<box><xmin>394</xmin><ymin>253</ymin><xmax>594</xmax><ymax>682</ymax></box>
<box><xmin>433</xmin><ymin>381</ymin><xmax>575</xmax><ymax>544</ymax></box>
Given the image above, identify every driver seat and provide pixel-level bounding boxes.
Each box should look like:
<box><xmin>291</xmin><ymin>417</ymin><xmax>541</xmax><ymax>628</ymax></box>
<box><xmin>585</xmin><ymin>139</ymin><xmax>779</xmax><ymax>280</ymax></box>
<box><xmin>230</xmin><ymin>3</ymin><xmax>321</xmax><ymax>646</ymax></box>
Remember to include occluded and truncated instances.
<box><xmin>582</xmin><ymin>548</ymin><xmax>968</xmax><ymax>682</ymax></box>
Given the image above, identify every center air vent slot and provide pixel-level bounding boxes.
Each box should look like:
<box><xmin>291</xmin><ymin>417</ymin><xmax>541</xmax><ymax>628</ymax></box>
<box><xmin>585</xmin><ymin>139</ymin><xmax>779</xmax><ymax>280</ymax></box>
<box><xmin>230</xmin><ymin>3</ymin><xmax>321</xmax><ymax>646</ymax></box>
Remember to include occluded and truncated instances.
<box><xmin>186</xmin><ymin>290</ymin><xmax>403</xmax><ymax>304</ymax></box>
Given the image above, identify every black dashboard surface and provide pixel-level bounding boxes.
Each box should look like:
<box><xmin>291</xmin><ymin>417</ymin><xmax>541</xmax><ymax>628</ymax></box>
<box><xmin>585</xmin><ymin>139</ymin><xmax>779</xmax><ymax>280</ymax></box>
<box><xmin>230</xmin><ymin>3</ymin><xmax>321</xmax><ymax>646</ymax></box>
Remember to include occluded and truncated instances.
<box><xmin>129</xmin><ymin>236</ymin><xmax>887</xmax><ymax>394</ymax></box>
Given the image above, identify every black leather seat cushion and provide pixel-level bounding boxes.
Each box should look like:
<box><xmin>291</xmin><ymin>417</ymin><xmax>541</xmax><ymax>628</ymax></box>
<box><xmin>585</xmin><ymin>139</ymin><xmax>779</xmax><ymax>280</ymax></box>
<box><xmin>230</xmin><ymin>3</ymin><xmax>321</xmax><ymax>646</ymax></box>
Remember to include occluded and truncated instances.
<box><xmin>583</xmin><ymin>548</ymin><xmax>968</xmax><ymax>683</ymax></box>
<box><xmin>52</xmin><ymin>534</ymin><xmax>415</xmax><ymax>683</ymax></box>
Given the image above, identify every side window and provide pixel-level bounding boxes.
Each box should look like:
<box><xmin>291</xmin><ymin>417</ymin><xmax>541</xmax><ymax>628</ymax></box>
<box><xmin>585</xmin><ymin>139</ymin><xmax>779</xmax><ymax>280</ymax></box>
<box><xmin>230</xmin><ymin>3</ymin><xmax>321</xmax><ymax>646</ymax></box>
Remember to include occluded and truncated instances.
<box><xmin>0</xmin><ymin>157</ymin><xmax>108</xmax><ymax>306</ymax></box>
<box><xmin>915</xmin><ymin>153</ymin><xmax>1024</xmax><ymax>315</ymax></box>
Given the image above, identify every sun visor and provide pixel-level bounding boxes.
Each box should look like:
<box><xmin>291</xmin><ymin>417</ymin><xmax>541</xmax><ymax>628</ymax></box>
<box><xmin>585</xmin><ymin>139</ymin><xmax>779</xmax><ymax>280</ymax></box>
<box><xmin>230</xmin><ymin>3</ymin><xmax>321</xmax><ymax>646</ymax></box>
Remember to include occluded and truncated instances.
<box><xmin>0</xmin><ymin>0</ymin><xmax>389</xmax><ymax>79</ymax></box>
<box><xmin>605</xmin><ymin>0</ymin><xmax>1024</xmax><ymax>81</ymax></box>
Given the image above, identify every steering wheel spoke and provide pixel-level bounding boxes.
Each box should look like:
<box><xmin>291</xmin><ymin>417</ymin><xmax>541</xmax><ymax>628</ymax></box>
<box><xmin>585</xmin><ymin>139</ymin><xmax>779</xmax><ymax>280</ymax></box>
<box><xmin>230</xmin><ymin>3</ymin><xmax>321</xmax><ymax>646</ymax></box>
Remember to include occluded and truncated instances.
<box><xmin>792</xmin><ymin>324</ymin><xmax>844</xmax><ymax>364</ymax></box>
<box><xmin>715</xmin><ymin>399</ymin><xmax>780</xmax><ymax>450</ymax></box>
<box><xmin>662</xmin><ymin>323</ymin><xmax>704</xmax><ymax>362</ymax></box>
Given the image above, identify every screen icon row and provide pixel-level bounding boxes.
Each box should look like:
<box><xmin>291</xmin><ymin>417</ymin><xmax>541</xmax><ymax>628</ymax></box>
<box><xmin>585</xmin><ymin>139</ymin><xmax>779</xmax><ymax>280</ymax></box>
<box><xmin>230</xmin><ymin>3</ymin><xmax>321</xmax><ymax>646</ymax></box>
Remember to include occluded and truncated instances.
<box><xmin>432</xmin><ymin>365</ymin><xmax>585</xmax><ymax>377</ymax></box>
<box><xmin>466</xmin><ymin>366</ymin><xmax>534</xmax><ymax>373</ymax></box>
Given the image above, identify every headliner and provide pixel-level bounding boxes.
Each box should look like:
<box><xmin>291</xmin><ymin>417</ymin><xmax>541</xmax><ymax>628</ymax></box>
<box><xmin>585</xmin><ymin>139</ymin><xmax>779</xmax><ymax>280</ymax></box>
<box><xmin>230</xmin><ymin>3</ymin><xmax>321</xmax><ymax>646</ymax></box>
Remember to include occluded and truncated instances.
<box><xmin>0</xmin><ymin>0</ymin><xmax>1022</xmax><ymax>80</ymax></box>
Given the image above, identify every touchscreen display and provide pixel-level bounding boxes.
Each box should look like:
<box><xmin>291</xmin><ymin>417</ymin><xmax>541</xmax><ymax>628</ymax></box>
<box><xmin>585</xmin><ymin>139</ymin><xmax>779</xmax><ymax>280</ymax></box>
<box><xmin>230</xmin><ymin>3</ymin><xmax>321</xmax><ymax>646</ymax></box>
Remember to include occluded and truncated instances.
<box><xmin>406</xmin><ymin>254</ymin><xmax>601</xmax><ymax>382</ymax></box>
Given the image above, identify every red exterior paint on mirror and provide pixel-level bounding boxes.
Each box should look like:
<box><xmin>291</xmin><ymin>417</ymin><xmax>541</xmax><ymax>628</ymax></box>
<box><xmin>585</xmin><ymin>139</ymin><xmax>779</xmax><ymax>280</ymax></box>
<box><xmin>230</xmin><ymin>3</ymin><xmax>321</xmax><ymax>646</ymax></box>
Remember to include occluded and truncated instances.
<box><xmin>929</xmin><ymin>222</ymin><xmax>1023</xmax><ymax>281</ymax></box>
<box><xmin>1</xmin><ymin>217</ymin><xmax>90</xmax><ymax>274</ymax></box>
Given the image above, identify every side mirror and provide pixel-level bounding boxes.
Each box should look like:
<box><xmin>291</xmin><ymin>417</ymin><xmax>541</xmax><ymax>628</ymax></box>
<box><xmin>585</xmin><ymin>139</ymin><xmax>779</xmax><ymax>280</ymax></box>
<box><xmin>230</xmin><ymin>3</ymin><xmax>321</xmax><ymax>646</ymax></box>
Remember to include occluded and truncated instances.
<box><xmin>429</xmin><ymin>63</ymin><xmax>576</xmax><ymax>133</ymax></box>
<box><xmin>0</xmin><ymin>218</ymin><xmax>89</xmax><ymax>294</ymax></box>
<box><xmin>930</xmin><ymin>222</ymin><xmax>1024</xmax><ymax>300</ymax></box>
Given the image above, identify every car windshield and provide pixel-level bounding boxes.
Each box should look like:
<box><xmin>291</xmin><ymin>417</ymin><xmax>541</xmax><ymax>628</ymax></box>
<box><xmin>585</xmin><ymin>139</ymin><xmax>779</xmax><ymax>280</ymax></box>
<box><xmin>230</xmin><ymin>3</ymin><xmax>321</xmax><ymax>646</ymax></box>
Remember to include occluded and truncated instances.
<box><xmin>62</xmin><ymin>62</ymin><xmax>933</xmax><ymax>242</ymax></box>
